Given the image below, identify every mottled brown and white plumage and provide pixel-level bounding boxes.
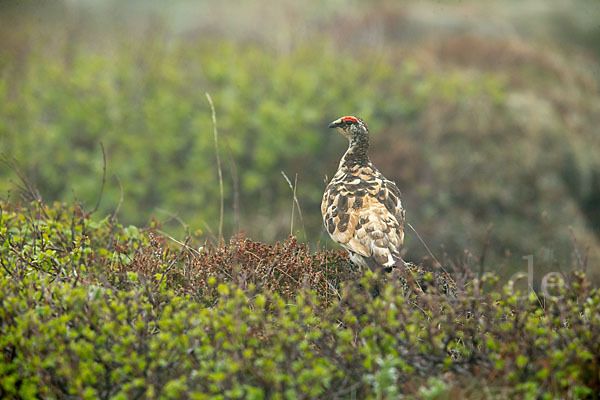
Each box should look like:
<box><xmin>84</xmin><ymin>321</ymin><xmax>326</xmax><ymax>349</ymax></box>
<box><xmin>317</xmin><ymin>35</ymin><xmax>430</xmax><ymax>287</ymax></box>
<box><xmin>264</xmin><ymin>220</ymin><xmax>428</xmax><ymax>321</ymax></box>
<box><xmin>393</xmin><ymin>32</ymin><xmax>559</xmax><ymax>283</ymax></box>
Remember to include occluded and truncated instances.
<box><xmin>321</xmin><ymin>116</ymin><xmax>405</xmax><ymax>271</ymax></box>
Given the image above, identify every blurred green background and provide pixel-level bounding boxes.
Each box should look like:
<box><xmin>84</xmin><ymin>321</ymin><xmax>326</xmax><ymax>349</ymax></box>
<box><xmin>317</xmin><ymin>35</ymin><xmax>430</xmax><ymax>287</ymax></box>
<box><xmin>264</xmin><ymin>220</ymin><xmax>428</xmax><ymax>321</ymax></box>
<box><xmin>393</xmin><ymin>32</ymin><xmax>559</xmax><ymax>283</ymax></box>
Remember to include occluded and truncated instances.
<box><xmin>1</xmin><ymin>0</ymin><xmax>599</xmax><ymax>279</ymax></box>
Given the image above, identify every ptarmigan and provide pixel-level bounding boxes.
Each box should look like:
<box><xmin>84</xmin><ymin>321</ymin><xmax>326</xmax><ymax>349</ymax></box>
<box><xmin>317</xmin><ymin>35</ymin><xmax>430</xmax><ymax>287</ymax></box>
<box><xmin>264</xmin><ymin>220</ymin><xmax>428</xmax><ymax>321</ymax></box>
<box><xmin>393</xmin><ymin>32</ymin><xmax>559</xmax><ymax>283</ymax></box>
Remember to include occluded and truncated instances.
<box><xmin>321</xmin><ymin>116</ymin><xmax>405</xmax><ymax>272</ymax></box>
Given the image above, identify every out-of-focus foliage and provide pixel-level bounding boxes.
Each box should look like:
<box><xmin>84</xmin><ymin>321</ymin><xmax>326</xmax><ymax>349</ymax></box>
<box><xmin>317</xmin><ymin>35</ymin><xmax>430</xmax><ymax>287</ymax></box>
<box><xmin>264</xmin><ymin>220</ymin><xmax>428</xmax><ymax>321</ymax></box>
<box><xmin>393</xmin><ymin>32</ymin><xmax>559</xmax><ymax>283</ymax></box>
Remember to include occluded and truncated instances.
<box><xmin>1</xmin><ymin>0</ymin><xmax>599</xmax><ymax>278</ymax></box>
<box><xmin>1</xmin><ymin>201</ymin><xmax>600</xmax><ymax>399</ymax></box>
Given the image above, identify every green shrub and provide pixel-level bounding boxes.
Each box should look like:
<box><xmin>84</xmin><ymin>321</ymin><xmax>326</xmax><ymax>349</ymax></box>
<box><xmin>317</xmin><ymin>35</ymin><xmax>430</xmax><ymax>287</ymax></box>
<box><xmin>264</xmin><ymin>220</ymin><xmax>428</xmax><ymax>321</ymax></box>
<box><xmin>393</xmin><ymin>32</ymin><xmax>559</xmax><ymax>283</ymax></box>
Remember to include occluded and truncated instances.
<box><xmin>1</xmin><ymin>201</ymin><xmax>599</xmax><ymax>399</ymax></box>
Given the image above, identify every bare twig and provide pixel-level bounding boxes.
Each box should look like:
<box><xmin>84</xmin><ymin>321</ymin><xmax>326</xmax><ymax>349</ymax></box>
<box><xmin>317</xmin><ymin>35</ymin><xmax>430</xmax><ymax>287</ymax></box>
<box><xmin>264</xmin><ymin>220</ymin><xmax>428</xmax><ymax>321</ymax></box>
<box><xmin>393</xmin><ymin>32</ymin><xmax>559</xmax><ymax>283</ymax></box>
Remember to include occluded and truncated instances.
<box><xmin>289</xmin><ymin>178</ymin><xmax>295</xmax><ymax>236</ymax></box>
<box><xmin>293</xmin><ymin>174</ymin><xmax>300</xmax><ymax>235</ymax></box>
<box><xmin>0</xmin><ymin>255</ymin><xmax>13</xmax><ymax>277</ymax></box>
<box><xmin>568</xmin><ymin>226</ymin><xmax>586</xmax><ymax>271</ymax></box>
<box><xmin>529</xmin><ymin>283</ymin><xmax>546</xmax><ymax>311</ymax></box>
<box><xmin>157</xmin><ymin>236</ymin><xmax>190</xmax><ymax>290</ymax></box>
<box><xmin>1</xmin><ymin>155</ymin><xmax>41</xmax><ymax>202</ymax></box>
<box><xmin>155</xmin><ymin>208</ymin><xmax>190</xmax><ymax>237</ymax></box>
<box><xmin>281</xmin><ymin>171</ymin><xmax>306</xmax><ymax>242</ymax></box>
<box><xmin>407</xmin><ymin>222</ymin><xmax>449</xmax><ymax>276</ymax></box>
<box><xmin>478</xmin><ymin>223</ymin><xmax>493</xmax><ymax>279</ymax></box>
<box><xmin>0</xmin><ymin>208</ymin><xmax>13</xmax><ymax>277</ymax></box>
<box><xmin>111</xmin><ymin>174</ymin><xmax>124</xmax><ymax>223</ymax></box>
<box><xmin>200</xmin><ymin>220</ymin><xmax>216</xmax><ymax>240</ymax></box>
<box><xmin>206</xmin><ymin>92</ymin><xmax>224</xmax><ymax>241</ymax></box>
<box><xmin>87</xmin><ymin>142</ymin><xmax>106</xmax><ymax>217</ymax></box>
<box><xmin>155</xmin><ymin>229</ymin><xmax>203</xmax><ymax>256</ymax></box>
<box><xmin>224</xmin><ymin>140</ymin><xmax>239</xmax><ymax>236</ymax></box>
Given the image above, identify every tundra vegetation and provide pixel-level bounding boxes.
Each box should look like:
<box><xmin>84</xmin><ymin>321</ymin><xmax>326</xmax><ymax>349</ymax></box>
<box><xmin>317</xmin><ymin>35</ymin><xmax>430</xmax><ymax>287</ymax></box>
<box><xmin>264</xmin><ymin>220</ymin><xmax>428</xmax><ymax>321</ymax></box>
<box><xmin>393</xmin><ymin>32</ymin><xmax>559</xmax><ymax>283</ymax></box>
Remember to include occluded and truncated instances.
<box><xmin>1</xmin><ymin>1</ymin><xmax>599</xmax><ymax>398</ymax></box>
<box><xmin>1</xmin><ymin>200</ymin><xmax>599</xmax><ymax>398</ymax></box>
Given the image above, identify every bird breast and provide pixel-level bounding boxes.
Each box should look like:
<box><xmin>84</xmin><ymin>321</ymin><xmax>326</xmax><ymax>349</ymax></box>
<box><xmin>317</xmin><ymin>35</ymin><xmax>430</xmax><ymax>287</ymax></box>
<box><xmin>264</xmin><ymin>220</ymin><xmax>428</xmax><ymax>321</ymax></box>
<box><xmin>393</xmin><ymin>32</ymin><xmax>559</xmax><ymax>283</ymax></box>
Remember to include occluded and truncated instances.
<box><xmin>321</xmin><ymin>167</ymin><xmax>405</xmax><ymax>267</ymax></box>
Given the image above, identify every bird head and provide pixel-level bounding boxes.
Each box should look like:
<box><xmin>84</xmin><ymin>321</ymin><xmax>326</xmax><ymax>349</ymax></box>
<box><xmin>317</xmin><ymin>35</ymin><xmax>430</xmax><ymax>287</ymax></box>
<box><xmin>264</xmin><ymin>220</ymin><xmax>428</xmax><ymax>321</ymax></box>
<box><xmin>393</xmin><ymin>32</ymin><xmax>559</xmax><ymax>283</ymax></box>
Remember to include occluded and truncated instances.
<box><xmin>328</xmin><ymin>116</ymin><xmax>368</xmax><ymax>141</ymax></box>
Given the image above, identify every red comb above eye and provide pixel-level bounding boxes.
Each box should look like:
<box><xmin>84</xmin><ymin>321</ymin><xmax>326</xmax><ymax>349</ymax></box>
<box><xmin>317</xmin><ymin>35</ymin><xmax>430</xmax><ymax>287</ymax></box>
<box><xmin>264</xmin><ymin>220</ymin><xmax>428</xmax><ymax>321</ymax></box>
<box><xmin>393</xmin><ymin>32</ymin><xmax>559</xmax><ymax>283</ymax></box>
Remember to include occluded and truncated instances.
<box><xmin>342</xmin><ymin>116</ymin><xmax>359</xmax><ymax>123</ymax></box>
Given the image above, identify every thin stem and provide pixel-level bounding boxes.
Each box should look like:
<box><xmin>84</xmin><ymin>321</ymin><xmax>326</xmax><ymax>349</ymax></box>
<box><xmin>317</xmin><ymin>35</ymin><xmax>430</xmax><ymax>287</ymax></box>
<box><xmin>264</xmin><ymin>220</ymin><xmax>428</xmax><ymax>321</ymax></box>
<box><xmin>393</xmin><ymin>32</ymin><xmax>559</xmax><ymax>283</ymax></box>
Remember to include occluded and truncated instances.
<box><xmin>206</xmin><ymin>92</ymin><xmax>224</xmax><ymax>241</ymax></box>
<box><xmin>281</xmin><ymin>171</ymin><xmax>306</xmax><ymax>242</ymax></box>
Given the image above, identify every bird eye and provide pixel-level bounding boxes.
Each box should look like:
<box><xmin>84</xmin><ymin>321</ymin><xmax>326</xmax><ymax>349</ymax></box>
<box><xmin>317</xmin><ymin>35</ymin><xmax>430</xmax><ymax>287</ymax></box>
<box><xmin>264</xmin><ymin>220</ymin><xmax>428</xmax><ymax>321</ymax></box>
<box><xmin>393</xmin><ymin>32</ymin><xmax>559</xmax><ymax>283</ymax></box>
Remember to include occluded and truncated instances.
<box><xmin>345</xmin><ymin>120</ymin><xmax>353</xmax><ymax>125</ymax></box>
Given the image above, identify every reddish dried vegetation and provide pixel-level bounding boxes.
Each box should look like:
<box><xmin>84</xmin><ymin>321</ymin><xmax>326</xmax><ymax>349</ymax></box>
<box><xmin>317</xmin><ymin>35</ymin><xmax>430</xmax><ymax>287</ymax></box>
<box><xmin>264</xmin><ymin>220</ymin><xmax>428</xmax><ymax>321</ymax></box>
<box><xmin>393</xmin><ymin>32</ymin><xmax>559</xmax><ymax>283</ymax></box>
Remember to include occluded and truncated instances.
<box><xmin>115</xmin><ymin>234</ymin><xmax>358</xmax><ymax>304</ymax></box>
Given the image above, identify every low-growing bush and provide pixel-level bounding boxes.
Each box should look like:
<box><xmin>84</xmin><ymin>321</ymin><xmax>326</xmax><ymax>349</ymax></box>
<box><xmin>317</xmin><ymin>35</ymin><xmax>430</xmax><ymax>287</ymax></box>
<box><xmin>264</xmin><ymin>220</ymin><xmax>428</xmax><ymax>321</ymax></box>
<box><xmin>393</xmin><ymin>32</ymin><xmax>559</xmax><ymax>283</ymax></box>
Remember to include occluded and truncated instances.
<box><xmin>1</xmin><ymin>201</ymin><xmax>599</xmax><ymax>399</ymax></box>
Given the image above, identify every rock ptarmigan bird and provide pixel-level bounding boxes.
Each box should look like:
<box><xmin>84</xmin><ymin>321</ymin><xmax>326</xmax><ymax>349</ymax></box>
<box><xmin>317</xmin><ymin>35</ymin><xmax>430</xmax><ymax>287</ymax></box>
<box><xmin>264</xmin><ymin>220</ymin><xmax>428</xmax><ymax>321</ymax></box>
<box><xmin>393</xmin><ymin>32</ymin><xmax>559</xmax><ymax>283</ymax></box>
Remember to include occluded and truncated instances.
<box><xmin>321</xmin><ymin>116</ymin><xmax>405</xmax><ymax>272</ymax></box>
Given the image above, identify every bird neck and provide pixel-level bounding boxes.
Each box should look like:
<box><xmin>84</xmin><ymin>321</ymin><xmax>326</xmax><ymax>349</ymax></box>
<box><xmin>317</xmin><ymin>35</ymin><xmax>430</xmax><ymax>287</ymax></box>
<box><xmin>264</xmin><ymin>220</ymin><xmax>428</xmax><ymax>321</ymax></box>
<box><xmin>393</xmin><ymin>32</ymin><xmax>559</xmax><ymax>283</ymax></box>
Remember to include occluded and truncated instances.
<box><xmin>340</xmin><ymin>135</ymin><xmax>370</xmax><ymax>169</ymax></box>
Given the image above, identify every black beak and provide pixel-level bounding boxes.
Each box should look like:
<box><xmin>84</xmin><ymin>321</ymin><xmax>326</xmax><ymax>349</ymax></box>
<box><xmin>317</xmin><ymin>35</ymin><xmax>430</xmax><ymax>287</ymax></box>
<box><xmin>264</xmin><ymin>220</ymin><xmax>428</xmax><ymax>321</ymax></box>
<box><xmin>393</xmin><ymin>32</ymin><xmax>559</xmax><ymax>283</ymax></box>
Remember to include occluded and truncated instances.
<box><xmin>328</xmin><ymin>118</ymin><xmax>342</xmax><ymax>128</ymax></box>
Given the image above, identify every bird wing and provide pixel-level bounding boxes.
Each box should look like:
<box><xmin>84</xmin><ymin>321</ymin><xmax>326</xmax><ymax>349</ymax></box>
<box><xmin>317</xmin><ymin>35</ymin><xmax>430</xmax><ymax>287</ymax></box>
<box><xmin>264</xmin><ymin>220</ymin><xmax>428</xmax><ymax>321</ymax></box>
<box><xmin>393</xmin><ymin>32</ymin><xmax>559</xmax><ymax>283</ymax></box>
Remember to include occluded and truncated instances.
<box><xmin>322</xmin><ymin>188</ymin><xmax>370</xmax><ymax>257</ymax></box>
<box><xmin>322</xmin><ymin>176</ymin><xmax>404</xmax><ymax>266</ymax></box>
<box><xmin>353</xmin><ymin>195</ymin><xmax>404</xmax><ymax>266</ymax></box>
